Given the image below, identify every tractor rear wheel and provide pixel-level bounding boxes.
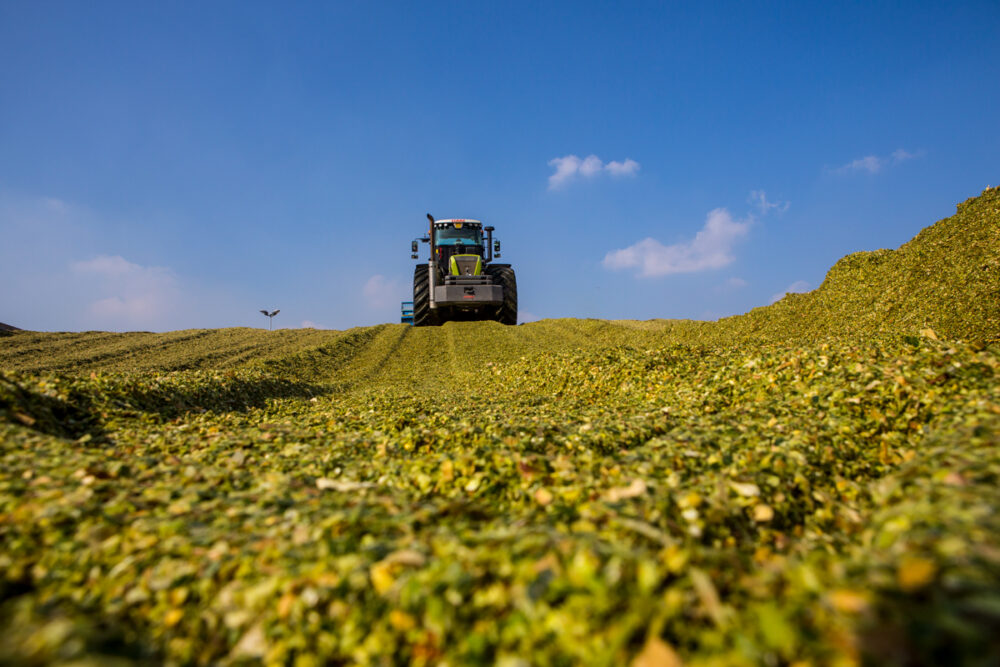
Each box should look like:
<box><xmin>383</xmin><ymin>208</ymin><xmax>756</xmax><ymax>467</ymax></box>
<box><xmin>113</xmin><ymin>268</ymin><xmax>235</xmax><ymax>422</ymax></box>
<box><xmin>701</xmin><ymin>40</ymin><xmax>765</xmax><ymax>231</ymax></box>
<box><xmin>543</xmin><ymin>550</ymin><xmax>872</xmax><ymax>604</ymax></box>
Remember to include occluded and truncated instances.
<box><xmin>413</xmin><ymin>265</ymin><xmax>439</xmax><ymax>327</ymax></box>
<box><xmin>488</xmin><ymin>266</ymin><xmax>518</xmax><ymax>325</ymax></box>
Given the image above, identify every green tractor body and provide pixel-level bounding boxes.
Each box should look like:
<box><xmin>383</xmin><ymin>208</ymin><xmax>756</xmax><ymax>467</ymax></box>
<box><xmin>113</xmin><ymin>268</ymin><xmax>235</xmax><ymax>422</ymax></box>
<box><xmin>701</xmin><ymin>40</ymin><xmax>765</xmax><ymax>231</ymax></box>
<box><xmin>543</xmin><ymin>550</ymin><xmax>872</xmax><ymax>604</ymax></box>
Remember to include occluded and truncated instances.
<box><xmin>408</xmin><ymin>215</ymin><xmax>517</xmax><ymax>326</ymax></box>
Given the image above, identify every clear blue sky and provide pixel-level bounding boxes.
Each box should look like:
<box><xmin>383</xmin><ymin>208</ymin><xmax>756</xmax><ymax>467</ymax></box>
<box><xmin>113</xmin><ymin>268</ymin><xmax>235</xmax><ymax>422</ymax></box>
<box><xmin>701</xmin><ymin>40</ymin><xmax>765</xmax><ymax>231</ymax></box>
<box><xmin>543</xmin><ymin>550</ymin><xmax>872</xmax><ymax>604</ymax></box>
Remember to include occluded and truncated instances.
<box><xmin>2</xmin><ymin>1</ymin><xmax>998</xmax><ymax>331</ymax></box>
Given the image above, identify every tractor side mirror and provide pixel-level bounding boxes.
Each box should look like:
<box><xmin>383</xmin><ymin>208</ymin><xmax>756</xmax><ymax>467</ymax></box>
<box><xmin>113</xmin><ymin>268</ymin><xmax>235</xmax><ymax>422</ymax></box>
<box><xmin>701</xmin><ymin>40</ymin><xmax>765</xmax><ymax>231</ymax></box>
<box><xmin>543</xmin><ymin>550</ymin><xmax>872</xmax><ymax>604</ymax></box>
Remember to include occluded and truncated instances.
<box><xmin>411</xmin><ymin>241</ymin><xmax>418</xmax><ymax>253</ymax></box>
<box><xmin>493</xmin><ymin>240</ymin><xmax>501</xmax><ymax>257</ymax></box>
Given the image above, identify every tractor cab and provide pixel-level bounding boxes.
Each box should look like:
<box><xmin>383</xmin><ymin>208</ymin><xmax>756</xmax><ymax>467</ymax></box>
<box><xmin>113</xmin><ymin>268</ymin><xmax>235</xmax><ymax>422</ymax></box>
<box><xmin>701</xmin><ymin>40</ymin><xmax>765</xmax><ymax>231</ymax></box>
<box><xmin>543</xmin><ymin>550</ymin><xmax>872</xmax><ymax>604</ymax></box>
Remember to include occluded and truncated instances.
<box><xmin>434</xmin><ymin>220</ymin><xmax>483</xmax><ymax>248</ymax></box>
<box><xmin>433</xmin><ymin>220</ymin><xmax>485</xmax><ymax>277</ymax></box>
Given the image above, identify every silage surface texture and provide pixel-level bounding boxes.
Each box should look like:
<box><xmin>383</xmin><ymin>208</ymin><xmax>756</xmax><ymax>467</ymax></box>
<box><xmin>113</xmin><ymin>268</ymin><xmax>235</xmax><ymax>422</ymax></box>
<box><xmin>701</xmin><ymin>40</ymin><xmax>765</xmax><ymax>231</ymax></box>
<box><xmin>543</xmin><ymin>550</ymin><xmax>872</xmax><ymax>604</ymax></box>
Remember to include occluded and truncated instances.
<box><xmin>1</xmin><ymin>187</ymin><xmax>999</xmax><ymax>665</ymax></box>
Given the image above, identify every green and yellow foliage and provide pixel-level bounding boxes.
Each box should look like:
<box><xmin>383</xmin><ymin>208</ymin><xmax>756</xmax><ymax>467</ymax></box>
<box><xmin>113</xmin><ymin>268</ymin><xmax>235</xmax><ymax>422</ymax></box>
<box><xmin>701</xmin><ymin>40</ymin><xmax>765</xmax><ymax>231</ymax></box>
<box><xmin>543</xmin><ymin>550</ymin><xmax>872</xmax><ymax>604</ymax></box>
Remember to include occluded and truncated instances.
<box><xmin>734</xmin><ymin>187</ymin><xmax>999</xmax><ymax>342</ymax></box>
<box><xmin>1</xmin><ymin>188</ymin><xmax>999</xmax><ymax>665</ymax></box>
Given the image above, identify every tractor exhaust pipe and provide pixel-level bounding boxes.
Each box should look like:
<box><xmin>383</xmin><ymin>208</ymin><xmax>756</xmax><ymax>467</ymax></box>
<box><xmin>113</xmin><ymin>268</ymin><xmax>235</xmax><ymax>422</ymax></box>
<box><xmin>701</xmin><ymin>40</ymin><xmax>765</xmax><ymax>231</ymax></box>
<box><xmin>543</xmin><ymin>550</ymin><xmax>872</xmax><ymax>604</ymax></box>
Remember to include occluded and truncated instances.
<box><xmin>426</xmin><ymin>214</ymin><xmax>437</xmax><ymax>309</ymax></box>
<box><xmin>484</xmin><ymin>225</ymin><xmax>494</xmax><ymax>262</ymax></box>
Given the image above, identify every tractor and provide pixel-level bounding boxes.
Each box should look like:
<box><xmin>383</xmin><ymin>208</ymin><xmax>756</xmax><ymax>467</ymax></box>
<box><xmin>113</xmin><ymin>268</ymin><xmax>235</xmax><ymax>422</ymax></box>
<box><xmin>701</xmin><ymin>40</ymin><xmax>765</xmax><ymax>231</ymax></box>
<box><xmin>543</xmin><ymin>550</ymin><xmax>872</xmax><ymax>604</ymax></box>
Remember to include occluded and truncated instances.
<box><xmin>407</xmin><ymin>214</ymin><xmax>517</xmax><ymax>326</ymax></box>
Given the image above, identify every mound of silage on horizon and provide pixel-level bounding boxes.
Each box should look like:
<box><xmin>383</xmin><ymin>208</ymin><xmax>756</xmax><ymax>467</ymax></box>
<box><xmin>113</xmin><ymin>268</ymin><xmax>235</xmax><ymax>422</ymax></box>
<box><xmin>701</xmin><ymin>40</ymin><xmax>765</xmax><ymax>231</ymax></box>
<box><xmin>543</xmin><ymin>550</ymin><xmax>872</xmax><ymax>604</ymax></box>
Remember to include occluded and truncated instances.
<box><xmin>715</xmin><ymin>186</ymin><xmax>1000</xmax><ymax>344</ymax></box>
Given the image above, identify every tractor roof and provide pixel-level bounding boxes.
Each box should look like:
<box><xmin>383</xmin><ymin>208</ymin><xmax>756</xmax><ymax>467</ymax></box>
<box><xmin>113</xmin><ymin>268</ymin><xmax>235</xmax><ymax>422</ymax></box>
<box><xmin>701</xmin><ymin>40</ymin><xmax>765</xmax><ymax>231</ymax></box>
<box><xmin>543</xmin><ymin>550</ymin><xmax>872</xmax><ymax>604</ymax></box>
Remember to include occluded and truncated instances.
<box><xmin>434</xmin><ymin>219</ymin><xmax>482</xmax><ymax>225</ymax></box>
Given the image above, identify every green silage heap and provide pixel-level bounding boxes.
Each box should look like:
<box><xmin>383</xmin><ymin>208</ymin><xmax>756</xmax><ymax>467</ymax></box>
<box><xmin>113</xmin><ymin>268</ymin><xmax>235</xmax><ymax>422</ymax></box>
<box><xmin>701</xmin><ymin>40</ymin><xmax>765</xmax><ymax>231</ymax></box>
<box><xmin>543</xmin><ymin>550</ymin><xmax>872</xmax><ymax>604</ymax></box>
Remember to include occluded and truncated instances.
<box><xmin>715</xmin><ymin>186</ymin><xmax>1000</xmax><ymax>344</ymax></box>
<box><xmin>1</xmin><ymin>187</ymin><xmax>999</xmax><ymax>666</ymax></box>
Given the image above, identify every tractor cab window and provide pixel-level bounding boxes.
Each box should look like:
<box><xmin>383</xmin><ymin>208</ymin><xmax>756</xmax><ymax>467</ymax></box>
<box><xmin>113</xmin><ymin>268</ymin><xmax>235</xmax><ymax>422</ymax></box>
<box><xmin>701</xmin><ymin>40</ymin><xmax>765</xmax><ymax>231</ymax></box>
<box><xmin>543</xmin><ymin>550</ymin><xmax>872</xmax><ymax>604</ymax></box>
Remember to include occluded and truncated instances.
<box><xmin>435</xmin><ymin>226</ymin><xmax>483</xmax><ymax>247</ymax></box>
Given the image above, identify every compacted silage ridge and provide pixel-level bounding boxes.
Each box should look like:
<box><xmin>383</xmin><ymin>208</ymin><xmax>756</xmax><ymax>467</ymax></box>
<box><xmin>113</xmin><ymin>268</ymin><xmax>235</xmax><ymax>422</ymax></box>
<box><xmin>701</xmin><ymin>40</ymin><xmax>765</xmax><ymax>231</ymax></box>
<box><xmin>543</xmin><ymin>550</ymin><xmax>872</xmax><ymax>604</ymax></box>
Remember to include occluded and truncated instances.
<box><xmin>0</xmin><ymin>187</ymin><xmax>999</xmax><ymax>665</ymax></box>
<box><xmin>0</xmin><ymin>328</ymin><xmax>347</xmax><ymax>375</ymax></box>
<box><xmin>0</xmin><ymin>330</ymin><xmax>224</xmax><ymax>374</ymax></box>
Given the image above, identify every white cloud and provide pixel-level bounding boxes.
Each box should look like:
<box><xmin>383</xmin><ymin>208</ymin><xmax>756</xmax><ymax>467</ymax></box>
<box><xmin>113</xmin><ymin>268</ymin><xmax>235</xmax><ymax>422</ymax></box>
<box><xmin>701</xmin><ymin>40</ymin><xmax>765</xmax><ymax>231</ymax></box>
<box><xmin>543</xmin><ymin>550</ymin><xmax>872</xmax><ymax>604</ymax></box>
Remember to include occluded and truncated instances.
<box><xmin>770</xmin><ymin>280</ymin><xmax>811</xmax><ymax>304</ymax></box>
<box><xmin>301</xmin><ymin>320</ymin><xmax>324</xmax><ymax>329</ymax></box>
<box><xmin>579</xmin><ymin>155</ymin><xmax>604</xmax><ymax>177</ymax></box>
<box><xmin>518</xmin><ymin>311</ymin><xmax>540</xmax><ymax>324</ymax></box>
<box><xmin>70</xmin><ymin>255</ymin><xmax>181</xmax><ymax>329</ymax></box>
<box><xmin>890</xmin><ymin>148</ymin><xmax>917</xmax><ymax>163</ymax></box>
<box><xmin>362</xmin><ymin>274</ymin><xmax>406</xmax><ymax>310</ymax></box>
<box><xmin>843</xmin><ymin>155</ymin><xmax>883</xmax><ymax>173</ymax></box>
<box><xmin>73</xmin><ymin>254</ymin><xmax>148</xmax><ymax>277</ymax></box>
<box><xmin>714</xmin><ymin>276</ymin><xmax>749</xmax><ymax>294</ymax></box>
<box><xmin>605</xmin><ymin>159</ymin><xmax>640</xmax><ymax>177</ymax></box>
<box><xmin>834</xmin><ymin>148</ymin><xmax>921</xmax><ymax>174</ymax></box>
<box><xmin>547</xmin><ymin>154</ymin><xmax>640</xmax><ymax>189</ymax></box>
<box><xmin>548</xmin><ymin>156</ymin><xmax>583</xmax><ymax>189</ymax></box>
<box><xmin>603</xmin><ymin>208</ymin><xmax>751</xmax><ymax>277</ymax></box>
<box><xmin>748</xmin><ymin>190</ymin><xmax>789</xmax><ymax>214</ymax></box>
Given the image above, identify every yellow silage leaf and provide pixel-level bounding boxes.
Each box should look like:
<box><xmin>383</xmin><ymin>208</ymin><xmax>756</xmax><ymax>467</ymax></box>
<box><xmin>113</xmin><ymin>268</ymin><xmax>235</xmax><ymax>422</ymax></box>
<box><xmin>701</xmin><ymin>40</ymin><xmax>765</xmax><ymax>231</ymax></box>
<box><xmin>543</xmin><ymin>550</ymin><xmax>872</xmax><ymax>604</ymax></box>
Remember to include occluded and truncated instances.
<box><xmin>535</xmin><ymin>487</ymin><xmax>554</xmax><ymax>506</ymax></box>
<box><xmin>370</xmin><ymin>561</ymin><xmax>396</xmax><ymax>595</ymax></box>
<box><xmin>632</xmin><ymin>636</ymin><xmax>683</xmax><ymax>667</ymax></box>
<box><xmin>730</xmin><ymin>482</ymin><xmax>760</xmax><ymax>497</ymax></box>
<box><xmin>898</xmin><ymin>556</ymin><xmax>937</xmax><ymax>592</ymax></box>
<box><xmin>389</xmin><ymin>610</ymin><xmax>416</xmax><ymax>631</ymax></box>
<box><xmin>828</xmin><ymin>589</ymin><xmax>870</xmax><ymax>614</ymax></box>
<box><xmin>605</xmin><ymin>478</ymin><xmax>648</xmax><ymax>502</ymax></box>
<box><xmin>164</xmin><ymin>608</ymin><xmax>184</xmax><ymax>627</ymax></box>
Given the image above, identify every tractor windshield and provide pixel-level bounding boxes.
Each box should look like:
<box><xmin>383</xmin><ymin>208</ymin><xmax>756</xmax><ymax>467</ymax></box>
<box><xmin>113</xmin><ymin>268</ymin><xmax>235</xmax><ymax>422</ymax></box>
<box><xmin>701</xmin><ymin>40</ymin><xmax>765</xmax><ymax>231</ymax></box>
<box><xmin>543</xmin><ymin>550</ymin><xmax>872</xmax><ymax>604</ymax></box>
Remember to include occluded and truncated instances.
<box><xmin>435</xmin><ymin>226</ymin><xmax>483</xmax><ymax>246</ymax></box>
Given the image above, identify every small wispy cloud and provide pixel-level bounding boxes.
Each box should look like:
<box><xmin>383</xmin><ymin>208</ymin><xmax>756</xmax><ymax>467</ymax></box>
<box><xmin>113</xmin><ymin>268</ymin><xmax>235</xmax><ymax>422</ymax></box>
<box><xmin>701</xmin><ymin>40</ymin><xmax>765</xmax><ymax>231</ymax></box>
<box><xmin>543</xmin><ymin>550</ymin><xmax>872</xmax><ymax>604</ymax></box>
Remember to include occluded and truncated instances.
<box><xmin>301</xmin><ymin>320</ymin><xmax>324</xmax><ymax>329</ymax></box>
<box><xmin>603</xmin><ymin>208</ymin><xmax>752</xmax><ymax>277</ymax></box>
<box><xmin>71</xmin><ymin>255</ymin><xmax>180</xmax><ymax>327</ymax></box>
<box><xmin>73</xmin><ymin>255</ymin><xmax>151</xmax><ymax>277</ymax></box>
<box><xmin>833</xmin><ymin>148</ymin><xmax>921</xmax><ymax>174</ymax></box>
<box><xmin>770</xmin><ymin>280</ymin><xmax>811</xmax><ymax>303</ymax></box>
<box><xmin>362</xmin><ymin>274</ymin><xmax>405</xmax><ymax>310</ymax></box>
<box><xmin>726</xmin><ymin>277</ymin><xmax>748</xmax><ymax>289</ymax></box>
<box><xmin>714</xmin><ymin>276</ymin><xmax>749</xmax><ymax>294</ymax></box>
<box><xmin>41</xmin><ymin>197</ymin><xmax>69</xmax><ymax>213</ymax></box>
<box><xmin>890</xmin><ymin>148</ymin><xmax>918</xmax><ymax>162</ymax></box>
<box><xmin>548</xmin><ymin>154</ymin><xmax>640</xmax><ymax>189</ymax></box>
<box><xmin>605</xmin><ymin>159</ymin><xmax>641</xmax><ymax>176</ymax></box>
<box><xmin>748</xmin><ymin>190</ymin><xmax>789</xmax><ymax>214</ymax></box>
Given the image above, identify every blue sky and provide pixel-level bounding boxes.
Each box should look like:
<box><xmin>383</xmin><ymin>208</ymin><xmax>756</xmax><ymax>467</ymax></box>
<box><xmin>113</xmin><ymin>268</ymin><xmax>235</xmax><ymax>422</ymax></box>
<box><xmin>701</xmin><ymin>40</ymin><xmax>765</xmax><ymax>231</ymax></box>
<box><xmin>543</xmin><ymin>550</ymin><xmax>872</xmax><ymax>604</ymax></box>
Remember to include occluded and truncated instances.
<box><xmin>2</xmin><ymin>1</ymin><xmax>998</xmax><ymax>331</ymax></box>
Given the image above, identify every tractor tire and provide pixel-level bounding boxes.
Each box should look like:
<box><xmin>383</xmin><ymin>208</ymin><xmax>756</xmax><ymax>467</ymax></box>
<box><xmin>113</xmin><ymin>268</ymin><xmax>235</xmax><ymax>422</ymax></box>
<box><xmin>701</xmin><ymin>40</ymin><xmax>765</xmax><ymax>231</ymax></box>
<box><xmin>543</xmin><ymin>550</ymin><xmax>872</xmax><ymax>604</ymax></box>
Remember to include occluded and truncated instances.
<box><xmin>412</xmin><ymin>264</ymin><xmax>439</xmax><ymax>327</ymax></box>
<box><xmin>488</xmin><ymin>266</ymin><xmax>518</xmax><ymax>325</ymax></box>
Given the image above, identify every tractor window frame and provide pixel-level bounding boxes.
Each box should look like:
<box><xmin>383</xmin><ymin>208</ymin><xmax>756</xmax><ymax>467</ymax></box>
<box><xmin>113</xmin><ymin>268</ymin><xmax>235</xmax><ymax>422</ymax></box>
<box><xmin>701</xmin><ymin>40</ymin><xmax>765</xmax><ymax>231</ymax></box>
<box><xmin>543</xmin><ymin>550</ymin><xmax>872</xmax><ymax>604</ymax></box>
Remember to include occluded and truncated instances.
<box><xmin>434</xmin><ymin>226</ymin><xmax>483</xmax><ymax>247</ymax></box>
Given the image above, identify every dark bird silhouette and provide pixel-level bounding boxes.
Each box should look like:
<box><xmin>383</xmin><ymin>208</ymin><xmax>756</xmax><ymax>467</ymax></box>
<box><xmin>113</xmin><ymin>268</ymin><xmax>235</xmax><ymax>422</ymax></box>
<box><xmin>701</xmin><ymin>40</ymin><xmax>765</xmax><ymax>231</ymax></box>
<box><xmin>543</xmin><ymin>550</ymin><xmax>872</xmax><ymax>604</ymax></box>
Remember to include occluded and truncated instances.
<box><xmin>260</xmin><ymin>309</ymin><xmax>280</xmax><ymax>330</ymax></box>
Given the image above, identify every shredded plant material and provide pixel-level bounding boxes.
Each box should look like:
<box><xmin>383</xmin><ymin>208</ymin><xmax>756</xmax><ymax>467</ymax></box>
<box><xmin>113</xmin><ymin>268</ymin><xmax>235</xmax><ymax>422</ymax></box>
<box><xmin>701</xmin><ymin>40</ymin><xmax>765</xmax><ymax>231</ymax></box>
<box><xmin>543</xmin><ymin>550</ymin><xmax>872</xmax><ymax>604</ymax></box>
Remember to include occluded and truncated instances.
<box><xmin>1</xmin><ymin>188</ymin><xmax>999</xmax><ymax>665</ymax></box>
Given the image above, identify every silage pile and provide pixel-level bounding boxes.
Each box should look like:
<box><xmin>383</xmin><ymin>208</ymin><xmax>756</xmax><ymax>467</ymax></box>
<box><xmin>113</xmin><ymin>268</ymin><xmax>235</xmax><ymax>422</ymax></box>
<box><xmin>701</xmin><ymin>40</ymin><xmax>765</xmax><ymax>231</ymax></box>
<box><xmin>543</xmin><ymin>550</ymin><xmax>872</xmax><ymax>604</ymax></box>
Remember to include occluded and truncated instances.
<box><xmin>714</xmin><ymin>187</ymin><xmax>1000</xmax><ymax>344</ymax></box>
<box><xmin>1</xmin><ymin>188</ymin><xmax>999</xmax><ymax>666</ymax></box>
